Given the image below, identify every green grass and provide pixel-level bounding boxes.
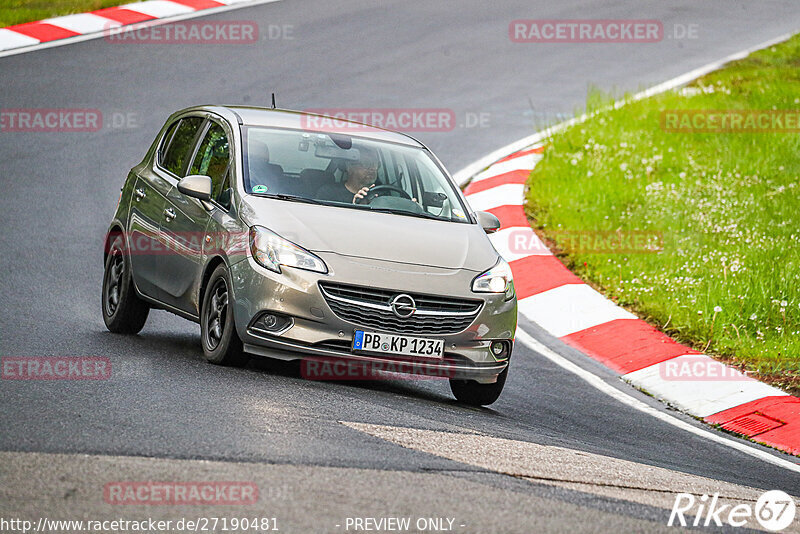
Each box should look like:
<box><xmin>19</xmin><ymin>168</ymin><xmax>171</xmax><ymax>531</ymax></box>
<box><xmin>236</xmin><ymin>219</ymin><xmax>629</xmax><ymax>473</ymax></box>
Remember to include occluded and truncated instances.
<box><xmin>0</xmin><ymin>0</ymin><xmax>124</xmax><ymax>27</ymax></box>
<box><xmin>525</xmin><ymin>34</ymin><xmax>800</xmax><ymax>394</ymax></box>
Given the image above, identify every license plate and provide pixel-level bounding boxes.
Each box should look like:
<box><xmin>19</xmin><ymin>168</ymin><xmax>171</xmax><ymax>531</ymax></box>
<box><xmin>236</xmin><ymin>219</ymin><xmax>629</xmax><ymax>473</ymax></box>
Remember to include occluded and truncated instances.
<box><xmin>352</xmin><ymin>330</ymin><xmax>444</xmax><ymax>359</ymax></box>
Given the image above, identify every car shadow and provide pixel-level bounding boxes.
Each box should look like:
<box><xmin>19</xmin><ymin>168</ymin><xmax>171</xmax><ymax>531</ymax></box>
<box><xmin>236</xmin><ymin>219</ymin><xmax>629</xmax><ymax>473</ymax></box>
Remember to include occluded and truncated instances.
<box><xmin>93</xmin><ymin>326</ymin><xmax>497</xmax><ymax>412</ymax></box>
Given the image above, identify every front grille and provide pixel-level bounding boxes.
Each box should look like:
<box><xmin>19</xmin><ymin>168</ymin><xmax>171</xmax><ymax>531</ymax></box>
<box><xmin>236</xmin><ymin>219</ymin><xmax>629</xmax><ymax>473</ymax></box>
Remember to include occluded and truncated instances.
<box><xmin>319</xmin><ymin>282</ymin><xmax>482</xmax><ymax>335</ymax></box>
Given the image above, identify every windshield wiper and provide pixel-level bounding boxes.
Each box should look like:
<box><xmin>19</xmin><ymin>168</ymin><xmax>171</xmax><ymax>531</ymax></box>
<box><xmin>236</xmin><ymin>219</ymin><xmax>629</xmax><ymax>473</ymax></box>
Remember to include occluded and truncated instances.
<box><xmin>368</xmin><ymin>207</ymin><xmax>449</xmax><ymax>222</ymax></box>
<box><xmin>252</xmin><ymin>193</ymin><xmax>323</xmax><ymax>205</ymax></box>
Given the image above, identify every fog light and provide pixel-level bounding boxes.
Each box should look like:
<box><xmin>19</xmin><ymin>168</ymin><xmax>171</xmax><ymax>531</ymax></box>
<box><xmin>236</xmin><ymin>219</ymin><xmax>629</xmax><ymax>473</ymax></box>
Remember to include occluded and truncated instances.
<box><xmin>489</xmin><ymin>341</ymin><xmax>510</xmax><ymax>360</ymax></box>
<box><xmin>249</xmin><ymin>311</ymin><xmax>293</xmax><ymax>335</ymax></box>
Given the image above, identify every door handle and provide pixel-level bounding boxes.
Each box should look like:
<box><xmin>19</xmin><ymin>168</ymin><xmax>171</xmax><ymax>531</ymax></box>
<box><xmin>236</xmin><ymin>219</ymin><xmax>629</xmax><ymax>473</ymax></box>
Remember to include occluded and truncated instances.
<box><xmin>134</xmin><ymin>188</ymin><xmax>146</xmax><ymax>201</ymax></box>
<box><xmin>164</xmin><ymin>208</ymin><xmax>176</xmax><ymax>222</ymax></box>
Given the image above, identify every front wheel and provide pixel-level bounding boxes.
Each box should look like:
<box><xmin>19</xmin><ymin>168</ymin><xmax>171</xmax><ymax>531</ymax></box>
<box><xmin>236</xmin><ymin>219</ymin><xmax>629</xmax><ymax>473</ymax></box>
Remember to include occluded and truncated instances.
<box><xmin>201</xmin><ymin>264</ymin><xmax>248</xmax><ymax>367</ymax></box>
<box><xmin>102</xmin><ymin>234</ymin><xmax>149</xmax><ymax>334</ymax></box>
<box><xmin>449</xmin><ymin>365</ymin><xmax>508</xmax><ymax>406</ymax></box>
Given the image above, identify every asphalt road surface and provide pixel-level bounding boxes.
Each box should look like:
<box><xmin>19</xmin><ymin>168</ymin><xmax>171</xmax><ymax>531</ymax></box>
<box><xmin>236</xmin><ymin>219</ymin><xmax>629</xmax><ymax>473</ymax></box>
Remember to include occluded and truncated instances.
<box><xmin>2</xmin><ymin>1</ymin><xmax>800</xmax><ymax>532</ymax></box>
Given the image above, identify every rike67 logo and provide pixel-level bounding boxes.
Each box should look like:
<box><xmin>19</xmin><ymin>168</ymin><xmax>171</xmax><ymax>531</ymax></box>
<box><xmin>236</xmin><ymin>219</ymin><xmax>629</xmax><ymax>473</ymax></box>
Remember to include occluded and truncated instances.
<box><xmin>669</xmin><ymin>490</ymin><xmax>796</xmax><ymax>531</ymax></box>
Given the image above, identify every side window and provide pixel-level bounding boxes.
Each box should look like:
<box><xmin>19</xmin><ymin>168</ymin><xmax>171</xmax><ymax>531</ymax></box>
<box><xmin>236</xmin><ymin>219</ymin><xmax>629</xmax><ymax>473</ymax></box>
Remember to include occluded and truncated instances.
<box><xmin>189</xmin><ymin>122</ymin><xmax>230</xmax><ymax>200</ymax></box>
<box><xmin>411</xmin><ymin>158</ymin><xmax>448</xmax><ymax>215</ymax></box>
<box><xmin>161</xmin><ymin>117</ymin><xmax>204</xmax><ymax>177</ymax></box>
<box><xmin>158</xmin><ymin>121</ymin><xmax>180</xmax><ymax>165</ymax></box>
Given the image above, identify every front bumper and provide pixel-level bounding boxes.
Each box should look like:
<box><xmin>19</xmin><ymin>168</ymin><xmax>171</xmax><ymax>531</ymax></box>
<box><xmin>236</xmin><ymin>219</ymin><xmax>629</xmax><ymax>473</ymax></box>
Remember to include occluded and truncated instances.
<box><xmin>229</xmin><ymin>251</ymin><xmax>517</xmax><ymax>383</ymax></box>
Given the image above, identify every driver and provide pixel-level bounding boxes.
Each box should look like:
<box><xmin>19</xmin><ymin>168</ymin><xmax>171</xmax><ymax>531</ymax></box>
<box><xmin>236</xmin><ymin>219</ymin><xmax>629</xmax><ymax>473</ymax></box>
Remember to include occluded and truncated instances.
<box><xmin>316</xmin><ymin>145</ymin><xmax>379</xmax><ymax>204</ymax></box>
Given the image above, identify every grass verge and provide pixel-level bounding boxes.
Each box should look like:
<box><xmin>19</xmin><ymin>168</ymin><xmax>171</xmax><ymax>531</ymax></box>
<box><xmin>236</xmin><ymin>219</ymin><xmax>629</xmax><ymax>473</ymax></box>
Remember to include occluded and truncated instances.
<box><xmin>0</xmin><ymin>0</ymin><xmax>124</xmax><ymax>27</ymax></box>
<box><xmin>525</xmin><ymin>34</ymin><xmax>800</xmax><ymax>394</ymax></box>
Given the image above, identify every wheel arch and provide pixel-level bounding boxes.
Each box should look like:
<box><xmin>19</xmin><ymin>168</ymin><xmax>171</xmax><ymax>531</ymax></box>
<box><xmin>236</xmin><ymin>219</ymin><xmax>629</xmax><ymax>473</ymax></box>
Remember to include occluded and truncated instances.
<box><xmin>198</xmin><ymin>255</ymin><xmax>228</xmax><ymax>312</ymax></box>
<box><xmin>103</xmin><ymin>223</ymin><xmax>125</xmax><ymax>264</ymax></box>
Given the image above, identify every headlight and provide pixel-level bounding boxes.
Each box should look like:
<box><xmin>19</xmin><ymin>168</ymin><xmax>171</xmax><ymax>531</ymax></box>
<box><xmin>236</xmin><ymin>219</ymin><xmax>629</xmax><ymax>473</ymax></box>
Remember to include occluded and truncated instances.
<box><xmin>249</xmin><ymin>226</ymin><xmax>328</xmax><ymax>274</ymax></box>
<box><xmin>472</xmin><ymin>258</ymin><xmax>515</xmax><ymax>300</ymax></box>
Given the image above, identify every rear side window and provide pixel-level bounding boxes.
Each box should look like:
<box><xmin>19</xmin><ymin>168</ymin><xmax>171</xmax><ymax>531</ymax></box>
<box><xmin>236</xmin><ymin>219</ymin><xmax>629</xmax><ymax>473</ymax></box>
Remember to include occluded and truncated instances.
<box><xmin>189</xmin><ymin>122</ymin><xmax>230</xmax><ymax>200</ymax></box>
<box><xmin>158</xmin><ymin>121</ymin><xmax>180</xmax><ymax>163</ymax></box>
<box><xmin>160</xmin><ymin>117</ymin><xmax>204</xmax><ymax>177</ymax></box>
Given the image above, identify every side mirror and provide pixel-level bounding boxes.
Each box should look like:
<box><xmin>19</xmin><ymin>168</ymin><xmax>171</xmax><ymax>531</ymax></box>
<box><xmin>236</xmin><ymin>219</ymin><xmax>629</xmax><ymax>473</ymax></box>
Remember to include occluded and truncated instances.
<box><xmin>177</xmin><ymin>175</ymin><xmax>212</xmax><ymax>201</ymax></box>
<box><xmin>475</xmin><ymin>211</ymin><xmax>501</xmax><ymax>234</ymax></box>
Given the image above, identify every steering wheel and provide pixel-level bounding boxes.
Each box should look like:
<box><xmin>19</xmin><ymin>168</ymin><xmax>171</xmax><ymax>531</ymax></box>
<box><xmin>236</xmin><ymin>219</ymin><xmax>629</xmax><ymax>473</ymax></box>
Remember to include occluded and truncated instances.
<box><xmin>355</xmin><ymin>184</ymin><xmax>412</xmax><ymax>204</ymax></box>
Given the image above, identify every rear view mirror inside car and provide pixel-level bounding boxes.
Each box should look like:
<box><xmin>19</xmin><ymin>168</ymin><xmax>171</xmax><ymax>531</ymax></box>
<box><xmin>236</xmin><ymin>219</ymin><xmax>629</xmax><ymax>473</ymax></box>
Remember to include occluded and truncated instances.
<box><xmin>423</xmin><ymin>191</ymin><xmax>447</xmax><ymax>207</ymax></box>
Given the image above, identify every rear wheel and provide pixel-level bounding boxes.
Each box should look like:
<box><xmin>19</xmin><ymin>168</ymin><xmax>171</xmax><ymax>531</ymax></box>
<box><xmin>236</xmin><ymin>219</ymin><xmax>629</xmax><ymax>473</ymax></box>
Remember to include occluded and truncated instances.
<box><xmin>102</xmin><ymin>234</ymin><xmax>149</xmax><ymax>334</ymax></box>
<box><xmin>201</xmin><ymin>264</ymin><xmax>248</xmax><ymax>367</ymax></box>
<box><xmin>449</xmin><ymin>365</ymin><xmax>508</xmax><ymax>406</ymax></box>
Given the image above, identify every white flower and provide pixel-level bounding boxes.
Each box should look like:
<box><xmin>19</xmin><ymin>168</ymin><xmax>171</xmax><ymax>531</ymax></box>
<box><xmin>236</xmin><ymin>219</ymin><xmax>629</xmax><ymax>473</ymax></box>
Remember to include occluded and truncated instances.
<box><xmin>679</xmin><ymin>172</ymin><xmax>686</xmax><ymax>179</ymax></box>
<box><xmin>713</xmin><ymin>306</ymin><xmax>722</xmax><ymax>313</ymax></box>
<box><xmin>749</xmin><ymin>313</ymin><xmax>757</xmax><ymax>320</ymax></box>
<box><xmin>781</xmin><ymin>300</ymin><xmax>788</xmax><ymax>307</ymax></box>
<box><xmin>620</xmin><ymin>163</ymin><xmax>628</xmax><ymax>171</ymax></box>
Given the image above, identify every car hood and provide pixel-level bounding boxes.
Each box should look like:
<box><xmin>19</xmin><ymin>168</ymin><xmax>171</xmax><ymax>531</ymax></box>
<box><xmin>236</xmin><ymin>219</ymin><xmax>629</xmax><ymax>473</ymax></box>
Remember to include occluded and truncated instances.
<box><xmin>239</xmin><ymin>197</ymin><xmax>499</xmax><ymax>272</ymax></box>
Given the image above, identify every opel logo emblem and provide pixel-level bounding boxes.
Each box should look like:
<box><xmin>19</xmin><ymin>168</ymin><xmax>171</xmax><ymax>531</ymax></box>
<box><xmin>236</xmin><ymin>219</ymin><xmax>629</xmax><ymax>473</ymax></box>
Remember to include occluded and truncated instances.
<box><xmin>390</xmin><ymin>294</ymin><xmax>416</xmax><ymax>318</ymax></box>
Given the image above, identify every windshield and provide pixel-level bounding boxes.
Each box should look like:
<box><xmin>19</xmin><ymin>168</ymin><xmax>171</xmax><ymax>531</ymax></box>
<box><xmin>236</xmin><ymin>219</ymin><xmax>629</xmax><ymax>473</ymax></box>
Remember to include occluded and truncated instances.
<box><xmin>241</xmin><ymin>126</ymin><xmax>469</xmax><ymax>223</ymax></box>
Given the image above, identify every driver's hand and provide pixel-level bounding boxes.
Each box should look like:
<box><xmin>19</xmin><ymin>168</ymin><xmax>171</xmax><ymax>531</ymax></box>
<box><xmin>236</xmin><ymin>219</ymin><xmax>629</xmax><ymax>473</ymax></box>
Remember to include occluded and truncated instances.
<box><xmin>352</xmin><ymin>184</ymin><xmax>375</xmax><ymax>204</ymax></box>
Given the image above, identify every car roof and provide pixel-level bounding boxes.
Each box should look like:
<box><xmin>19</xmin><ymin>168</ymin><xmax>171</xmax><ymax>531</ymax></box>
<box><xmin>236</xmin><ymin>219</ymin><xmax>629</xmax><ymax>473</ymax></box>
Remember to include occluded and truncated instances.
<box><xmin>191</xmin><ymin>105</ymin><xmax>425</xmax><ymax>148</ymax></box>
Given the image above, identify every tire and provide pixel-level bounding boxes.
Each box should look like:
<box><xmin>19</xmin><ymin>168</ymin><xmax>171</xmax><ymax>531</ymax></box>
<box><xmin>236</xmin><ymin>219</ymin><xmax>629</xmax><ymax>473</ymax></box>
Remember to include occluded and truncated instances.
<box><xmin>102</xmin><ymin>234</ymin><xmax>149</xmax><ymax>334</ymax></box>
<box><xmin>200</xmin><ymin>264</ymin><xmax>248</xmax><ymax>367</ymax></box>
<box><xmin>449</xmin><ymin>365</ymin><xmax>508</xmax><ymax>406</ymax></box>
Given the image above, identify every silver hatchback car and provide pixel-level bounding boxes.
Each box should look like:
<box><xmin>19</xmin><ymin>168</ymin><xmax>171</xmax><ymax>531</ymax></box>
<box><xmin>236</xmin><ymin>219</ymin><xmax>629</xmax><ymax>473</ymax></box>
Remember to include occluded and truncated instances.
<box><xmin>102</xmin><ymin>106</ymin><xmax>517</xmax><ymax>405</ymax></box>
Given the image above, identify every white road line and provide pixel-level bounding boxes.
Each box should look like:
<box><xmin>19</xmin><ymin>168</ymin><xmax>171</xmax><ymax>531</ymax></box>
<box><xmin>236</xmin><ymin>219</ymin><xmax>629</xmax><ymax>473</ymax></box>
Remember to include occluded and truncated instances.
<box><xmin>0</xmin><ymin>0</ymin><xmax>283</xmax><ymax>59</ymax></box>
<box><xmin>622</xmin><ymin>355</ymin><xmax>789</xmax><ymax>418</ymax></box>
<box><xmin>518</xmin><ymin>284</ymin><xmax>636</xmax><ymax>338</ymax></box>
<box><xmin>516</xmin><ymin>329</ymin><xmax>800</xmax><ymax>473</ymax></box>
<box><xmin>456</xmin><ymin>31</ymin><xmax>800</xmax><ymax>468</ymax></box>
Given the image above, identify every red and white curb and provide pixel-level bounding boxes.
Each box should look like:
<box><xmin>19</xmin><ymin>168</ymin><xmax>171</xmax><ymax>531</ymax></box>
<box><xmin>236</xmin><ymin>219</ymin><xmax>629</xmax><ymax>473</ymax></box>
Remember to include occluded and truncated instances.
<box><xmin>0</xmin><ymin>0</ymin><xmax>267</xmax><ymax>54</ymax></box>
<box><xmin>463</xmin><ymin>146</ymin><xmax>800</xmax><ymax>457</ymax></box>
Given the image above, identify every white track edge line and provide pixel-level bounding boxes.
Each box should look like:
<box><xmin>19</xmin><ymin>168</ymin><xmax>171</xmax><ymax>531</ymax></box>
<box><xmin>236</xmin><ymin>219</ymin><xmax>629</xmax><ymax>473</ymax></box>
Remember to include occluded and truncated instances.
<box><xmin>458</xmin><ymin>32</ymin><xmax>800</xmax><ymax>468</ymax></box>
<box><xmin>0</xmin><ymin>0</ymin><xmax>282</xmax><ymax>59</ymax></box>
<box><xmin>515</xmin><ymin>329</ymin><xmax>800</xmax><ymax>473</ymax></box>
<box><xmin>453</xmin><ymin>29</ymin><xmax>799</xmax><ymax>185</ymax></box>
